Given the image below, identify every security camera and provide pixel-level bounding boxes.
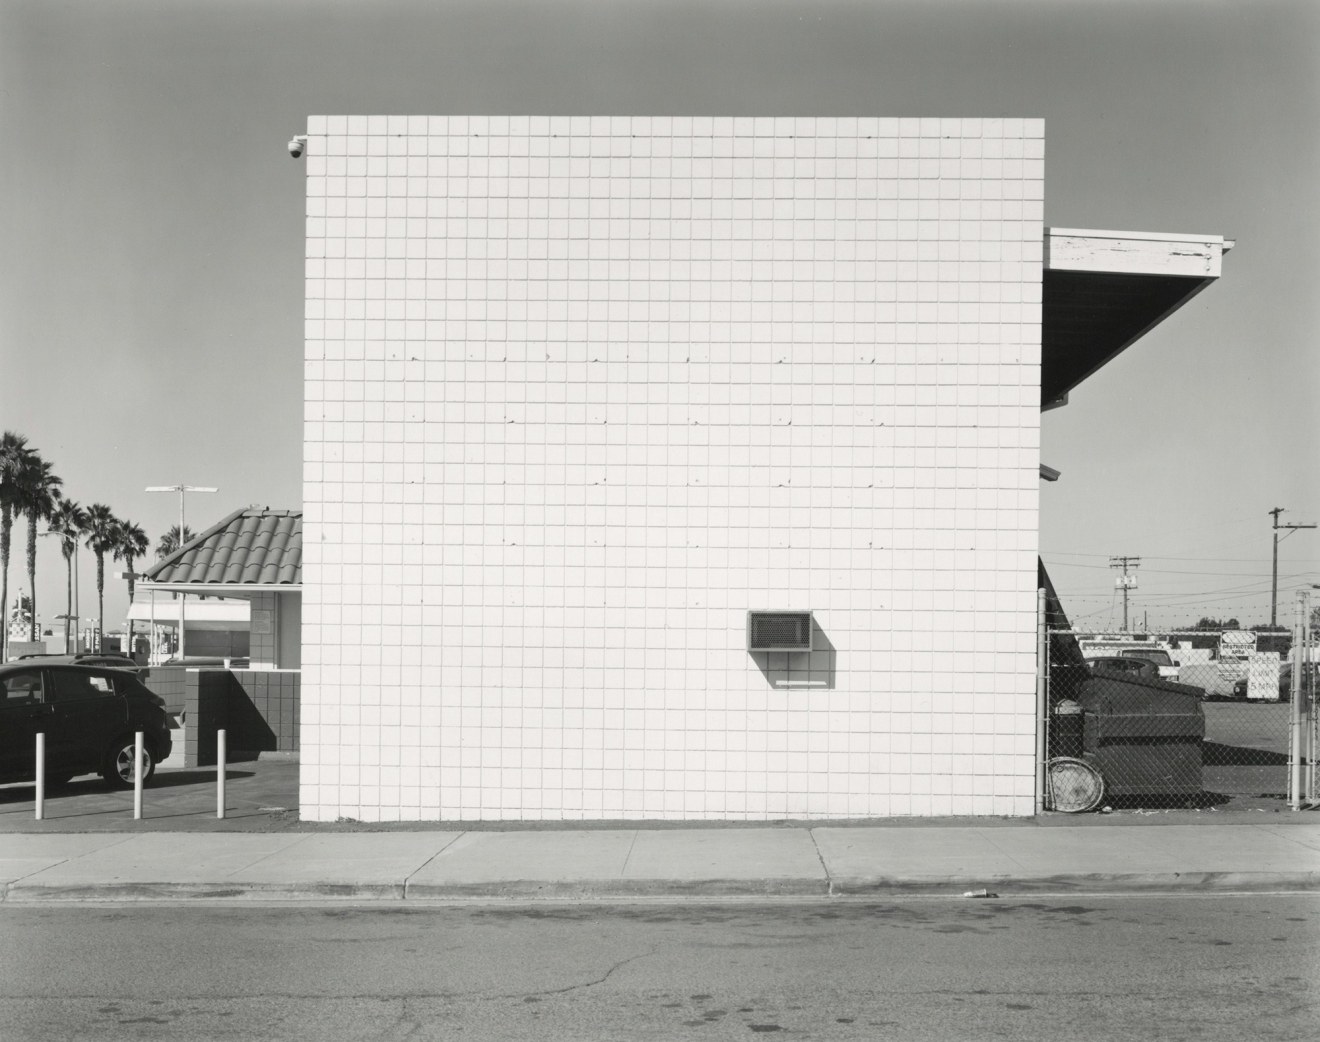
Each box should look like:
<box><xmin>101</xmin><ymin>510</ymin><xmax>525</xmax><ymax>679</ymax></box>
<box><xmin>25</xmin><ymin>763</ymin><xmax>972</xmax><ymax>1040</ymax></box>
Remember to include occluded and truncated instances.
<box><xmin>288</xmin><ymin>134</ymin><xmax>307</xmax><ymax>159</ymax></box>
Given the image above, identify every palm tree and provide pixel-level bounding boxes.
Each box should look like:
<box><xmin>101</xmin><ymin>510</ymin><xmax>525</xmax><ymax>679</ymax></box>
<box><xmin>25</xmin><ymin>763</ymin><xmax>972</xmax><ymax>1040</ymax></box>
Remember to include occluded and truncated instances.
<box><xmin>47</xmin><ymin>498</ymin><xmax>87</xmax><ymax>654</ymax></box>
<box><xmin>114</xmin><ymin>520</ymin><xmax>149</xmax><ymax>655</ymax></box>
<box><xmin>155</xmin><ymin>524</ymin><xmax>196</xmax><ymax>559</ymax></box>
<box><xmin>0</xmin><ymin>431</ymin><xmax>35</xmax><ymax>660</ymax></box>
<box><xmin>83</xmin><ymin>504</ymin><xmax>120</xmax><ymax>653</ymax></box>
<box><xmin>19</xmin><ymin>455</ymin><xmax>62</xmax><ymax>640</ymax></box>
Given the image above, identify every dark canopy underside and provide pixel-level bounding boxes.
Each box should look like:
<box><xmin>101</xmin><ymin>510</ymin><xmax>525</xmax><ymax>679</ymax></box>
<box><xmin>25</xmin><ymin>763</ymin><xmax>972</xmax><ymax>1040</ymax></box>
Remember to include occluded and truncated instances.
<box><xmin>1040</xmin><ymin>268</ymin><xmax>1216</xmax><ymax>409</ymax></box>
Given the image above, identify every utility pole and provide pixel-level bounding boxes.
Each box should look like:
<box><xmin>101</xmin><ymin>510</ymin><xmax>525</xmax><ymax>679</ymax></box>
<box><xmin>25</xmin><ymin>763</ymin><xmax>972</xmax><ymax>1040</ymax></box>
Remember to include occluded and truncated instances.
<box><xmin>1270</xmin><ymin>508</ymin><xmax>1316</xmax><ymax>628</ymax></box>
<box><xmin>1109</xmin><ymin>555</ymin><xmax>1141</xmax><ymax>632</ymax></box>
<box><xmin>146</xmin><ymin>484</ymin><xmax>217</xmax><ymax>658</ymax></box>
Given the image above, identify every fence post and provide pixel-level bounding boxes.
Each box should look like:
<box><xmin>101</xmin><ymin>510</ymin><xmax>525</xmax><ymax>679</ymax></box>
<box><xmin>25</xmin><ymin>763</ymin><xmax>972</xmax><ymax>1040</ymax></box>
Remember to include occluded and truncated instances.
<box><xmin>133</xmin><ymin>731</ymin><xmax>144</xmax><ymax>820</ymax></box>
<box><xmin>35</xmin><ymin>733</ymin><xmax>45</xmax><ymax>821</ymax></box>
<box><xmin>1036</xmin><ymin>588</ymin><xmax>1047</xmax><ymax>815</ymax></box>
<box><xmin>217</xmin><ymin>728</ymin><xmax>226</xmax><ymax>819</ymax></box>
<box><xmin>1291</xmin><ymin>598</ymin><xmax>1304</xmax><ymax>810</ymax></box>
<box><xmin>1303</xmin><ymin>591</ymin><xmax>1316</xmax><ymax>805</ymax></box>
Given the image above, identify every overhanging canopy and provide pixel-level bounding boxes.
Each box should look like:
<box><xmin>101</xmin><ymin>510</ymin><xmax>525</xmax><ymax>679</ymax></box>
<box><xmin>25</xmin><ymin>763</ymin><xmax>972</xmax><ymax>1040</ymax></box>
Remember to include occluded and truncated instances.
<box><xmin>1041</xmin><ymin>228</ymin><xmax>1233</xmax><ymax>410</ymax></box>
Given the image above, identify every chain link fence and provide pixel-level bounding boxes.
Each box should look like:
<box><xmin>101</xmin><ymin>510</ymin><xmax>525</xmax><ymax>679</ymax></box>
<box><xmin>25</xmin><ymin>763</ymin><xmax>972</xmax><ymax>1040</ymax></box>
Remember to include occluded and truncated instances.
<box><xmin>1041</xmin><ymin>603</ymin><xmax>1317</xmax><ymax>813</ymax></box>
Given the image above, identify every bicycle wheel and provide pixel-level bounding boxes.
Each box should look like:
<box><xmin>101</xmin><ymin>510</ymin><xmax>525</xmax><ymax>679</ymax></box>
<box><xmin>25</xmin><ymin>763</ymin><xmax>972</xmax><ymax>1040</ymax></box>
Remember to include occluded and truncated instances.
<box><xmin>1046</xmin><ymin>757</ymin><xmax>1104</xmax><ymax>813</ymax></box>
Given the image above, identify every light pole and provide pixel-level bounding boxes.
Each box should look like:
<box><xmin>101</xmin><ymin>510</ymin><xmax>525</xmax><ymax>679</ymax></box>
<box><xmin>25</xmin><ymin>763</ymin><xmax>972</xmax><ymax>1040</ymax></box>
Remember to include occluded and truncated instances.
<box><xmin>146</xmin><ymin>484</ymin><xmax>217</xmax><ymax>658</ymax></box>
<box><xmin>37</xmin><ymin>530</ymin><xmax>80</xmax><ymax>653</ymax></box>
<box><xmin>54</xmin><ymin>614</ymin><xmax>75</xmax><ymax>654</ymax></box>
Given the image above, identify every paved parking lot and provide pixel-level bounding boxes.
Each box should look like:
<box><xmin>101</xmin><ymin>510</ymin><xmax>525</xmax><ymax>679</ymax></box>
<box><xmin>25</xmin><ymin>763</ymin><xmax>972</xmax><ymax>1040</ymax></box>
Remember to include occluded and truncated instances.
<box><xmin>1202</xmin><ymin>700</ymin><xmax>1295</xmax><ymax>800</ymax></box>
<box><xmin>0</xmin><ymin>703</ymin><xmax>1301</xmax><ymax>832</ymax></box>
<box><xmin>0</xmin><ymin>757</ymin><xmax>299</xmax><ymax>833</ymax></box>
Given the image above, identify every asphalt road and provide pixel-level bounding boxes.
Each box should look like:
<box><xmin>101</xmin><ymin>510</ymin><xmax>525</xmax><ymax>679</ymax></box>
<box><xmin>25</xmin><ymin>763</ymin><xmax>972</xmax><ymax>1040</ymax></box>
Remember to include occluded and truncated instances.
<box><xmin>2</xmin><ymin>897</ymin><xmax>1316</xmax><ymax>1041</ymax></box>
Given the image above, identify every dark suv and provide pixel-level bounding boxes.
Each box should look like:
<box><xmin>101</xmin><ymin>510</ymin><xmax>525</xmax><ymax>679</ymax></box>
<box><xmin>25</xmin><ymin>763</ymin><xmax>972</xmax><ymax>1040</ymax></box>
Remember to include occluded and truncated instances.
<box><xmin>0</xmin><ymin>662</ymin><xmax>172</xmax><ymax>789</ymax></box>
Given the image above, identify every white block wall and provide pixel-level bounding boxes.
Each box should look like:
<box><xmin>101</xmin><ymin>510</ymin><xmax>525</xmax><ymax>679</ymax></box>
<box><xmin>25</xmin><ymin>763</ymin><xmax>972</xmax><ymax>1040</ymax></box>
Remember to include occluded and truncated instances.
<box><xmin>300</xmin><ymin>116</ymin><xmax>1044</xmax><ymax>821</ymax></box>
<box><xmin>247</xmin><ymin>591</ymin><xmax>277</xmax><ymax>670</ymax></box>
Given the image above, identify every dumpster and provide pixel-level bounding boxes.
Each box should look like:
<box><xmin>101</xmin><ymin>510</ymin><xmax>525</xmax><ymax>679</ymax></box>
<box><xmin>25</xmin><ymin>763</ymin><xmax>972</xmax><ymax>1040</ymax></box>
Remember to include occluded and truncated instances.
<box><xmin>1077</xmin><ymin>670</ymin><xmax>1204</xmax><ymax>797</ymax></box>
<box><xmin>1050</xmin><ymin>699</ymin><xmax>1085</xmax><ymax>759</ymax></box>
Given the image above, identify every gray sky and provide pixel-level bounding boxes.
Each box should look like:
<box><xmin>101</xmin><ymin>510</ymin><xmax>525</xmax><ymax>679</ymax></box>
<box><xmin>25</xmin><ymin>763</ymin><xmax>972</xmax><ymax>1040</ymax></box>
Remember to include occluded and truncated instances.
<box><xmin>2</xmin><ymin>0</ymin><xmax>1316</xmax><ymax>633</ymax></box>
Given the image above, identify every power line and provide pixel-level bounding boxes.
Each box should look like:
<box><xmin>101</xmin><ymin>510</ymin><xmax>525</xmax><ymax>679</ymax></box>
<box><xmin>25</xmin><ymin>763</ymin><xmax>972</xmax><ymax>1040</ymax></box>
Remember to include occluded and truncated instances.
<box><xmin>1044</xmin><ymin>550</ymin><xmax>1261</xmax><ymax>562</ymax></box>
<box><xmin>1044</xmin><ymin>561</ymin><xmax>1307</xmax><ymax>578</ymax></box>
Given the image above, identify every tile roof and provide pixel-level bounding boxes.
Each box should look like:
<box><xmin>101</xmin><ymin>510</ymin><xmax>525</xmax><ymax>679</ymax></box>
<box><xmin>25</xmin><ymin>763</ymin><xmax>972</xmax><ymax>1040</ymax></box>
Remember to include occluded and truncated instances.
<box><xmin>145</xmin><ymin>508</ymin><xmax>301</xmax><ymax>586</ymax></box>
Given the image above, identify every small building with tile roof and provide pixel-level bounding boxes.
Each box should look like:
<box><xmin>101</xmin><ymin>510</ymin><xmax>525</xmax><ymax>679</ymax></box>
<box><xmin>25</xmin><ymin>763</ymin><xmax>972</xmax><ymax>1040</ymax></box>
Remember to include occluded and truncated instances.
<box><xmin>131</xmin><ymin>507</ymin><xmax>302</xmax><ymax>669</ymax></box>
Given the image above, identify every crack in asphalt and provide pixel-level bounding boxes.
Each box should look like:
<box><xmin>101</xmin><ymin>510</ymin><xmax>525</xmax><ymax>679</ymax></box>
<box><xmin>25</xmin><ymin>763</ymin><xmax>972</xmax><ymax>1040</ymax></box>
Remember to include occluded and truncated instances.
<box><xmin>386</xmin><ymin>995</ymin><xmax>427</xmax><ymax>1042</ymax></box>
<box><xmin>488</xmin><ymin>947</ymin><xmax>662</xmax><ymax>1001</ymax></box>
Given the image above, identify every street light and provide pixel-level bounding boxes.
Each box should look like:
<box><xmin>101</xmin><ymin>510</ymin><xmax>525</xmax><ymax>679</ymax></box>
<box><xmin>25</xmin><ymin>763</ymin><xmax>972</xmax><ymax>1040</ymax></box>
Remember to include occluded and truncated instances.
<box><xmin>146</xmin><ymin>484</ymin><xmax>217</xmax><ymax>658</ymax></box>
<box><xmin>38</xmin><ymin>530</ymin><xmax>80</xmax><ymax>654</ymax></box>
<box><xmin>53</xmin><ymin>614</ymin><xmax>75</xmax><ymax>655</ymax></box>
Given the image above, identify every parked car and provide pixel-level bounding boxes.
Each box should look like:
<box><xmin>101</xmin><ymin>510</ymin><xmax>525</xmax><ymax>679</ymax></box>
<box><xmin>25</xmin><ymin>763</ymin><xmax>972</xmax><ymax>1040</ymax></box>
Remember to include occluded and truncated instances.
<box><xmin>1077</xmin><ymin>640</ymin><xmax>1181</xmax><ymax>682</ymax></box>
<box><xmin>1113</xmin><ymin>647</ymin><xmax>1180</xmax><ymax>682</ymax></box>
<box><xmin>16</xmin><ymin>652</ymin><xmax>146</xmax><ymax>675</ymax></box>
<box><xmin>0</xmin><ymin>662</ymin><xmax>171</xmax><ymax>789</ymax></box>
<box><xmin>1084</xmin><ymin>656</ymin><xmax>1160</xmax><ymax>680</ymax></box>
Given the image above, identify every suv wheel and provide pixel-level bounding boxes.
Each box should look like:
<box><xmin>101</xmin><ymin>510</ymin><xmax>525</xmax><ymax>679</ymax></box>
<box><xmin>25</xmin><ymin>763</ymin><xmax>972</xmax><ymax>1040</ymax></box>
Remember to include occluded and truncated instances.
<box><xmin>101</xmin><ymin>737</ymin><xmax>155</xmax><ymax>789</ymax></box>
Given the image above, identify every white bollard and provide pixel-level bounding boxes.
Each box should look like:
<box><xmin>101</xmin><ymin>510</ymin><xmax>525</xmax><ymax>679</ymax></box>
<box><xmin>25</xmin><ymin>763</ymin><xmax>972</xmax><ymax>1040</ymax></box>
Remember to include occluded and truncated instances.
<box><xmin>217</xmin><ymin>729</ymin><xmax>226</xmax><ymax>819</ymax></box>
<box><xmin>35</xmin><ymin>733</ymin><xmax>45</xmax><ymax>821</ymax></box>
<box><xmin>133</xmin><ymin>731</ymin><xmax>144</xmax><ymax>820</ymax></box>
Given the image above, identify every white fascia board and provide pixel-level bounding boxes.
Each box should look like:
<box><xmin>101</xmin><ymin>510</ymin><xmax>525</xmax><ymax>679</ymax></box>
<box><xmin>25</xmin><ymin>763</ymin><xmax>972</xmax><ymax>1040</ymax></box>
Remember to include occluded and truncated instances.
<box><xmin>135</xmin><ymin>582</ymin><xmax>301</xmax><ymax>595</ymax></box>
<box><xmin>1046</xmin><ymin>227</ymin><xmax>1232</xmax><ymax>278</ymax></box>
<box><xmin>125</xmin><ymin>599</ymin><xmax>251</xmax><ymax>624</ymax></box>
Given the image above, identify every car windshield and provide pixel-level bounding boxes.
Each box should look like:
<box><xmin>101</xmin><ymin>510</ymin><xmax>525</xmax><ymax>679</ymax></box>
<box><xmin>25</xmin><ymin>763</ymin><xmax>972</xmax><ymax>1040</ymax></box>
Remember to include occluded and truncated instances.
<box><xmin>1091</xmin><ymin>659</ymin><xmax>1145</xmax><ymax>672</ymax></box>
<box><xmin>1122</xmin><ymin>650</ymin><xmax>1172</xmax><ymax>666</ymax></box>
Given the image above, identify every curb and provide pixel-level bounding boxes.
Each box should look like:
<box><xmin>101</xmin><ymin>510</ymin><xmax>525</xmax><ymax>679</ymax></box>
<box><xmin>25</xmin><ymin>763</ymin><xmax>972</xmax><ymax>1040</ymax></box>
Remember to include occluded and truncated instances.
<box><xmin>1</xmin><ymin>881</ymin><xmax>407</xmax><ymax>903</ymax></box>
<box><xmin>6</xmin><ymin>872</ymin><xmax>1318</xmax><ymax>903</ymax></box>
<box><xmin>404</xmin><ymin>877</ymin><xmax>831</xmax><ymax>900</ymax></box>
<box><xmin>826</xmin><ymin>872</ymin><xmax>1320</xmax><ymax>896</ymax></box>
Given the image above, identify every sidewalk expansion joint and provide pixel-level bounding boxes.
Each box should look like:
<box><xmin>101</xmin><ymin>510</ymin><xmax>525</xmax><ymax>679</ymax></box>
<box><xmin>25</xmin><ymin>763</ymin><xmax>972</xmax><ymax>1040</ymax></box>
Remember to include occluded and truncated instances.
<box><xmin>976</xmin><ymin>827</ymin><xmax>1033</xmax><ymax>876</ymax></box>
<box><xmin>232</xmin><ymin>833</ymin><xmax>315</xmax><ymax>874</ymax></box>
<box><xmin>619</xmin><ymin>830</ymin><xmax>640</xmax><ymax>878</ymax></box>
<box><xmin>806</xmin><ymin>829</ymin><xmax>835</xmax><ymax>897</ymax></box>
<box><xmin>401</xmin><ymin>831</ymin><xmax>466</xmax><ymax>897</ymax></box>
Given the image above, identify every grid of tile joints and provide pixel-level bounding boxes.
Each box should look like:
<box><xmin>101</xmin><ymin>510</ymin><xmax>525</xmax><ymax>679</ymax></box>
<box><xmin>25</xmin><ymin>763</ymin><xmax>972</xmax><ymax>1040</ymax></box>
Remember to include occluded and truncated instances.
<box><xmin>301</xmin><ymin>116</ymin><xmax>1044</xmax><ymax>821</ymax></box>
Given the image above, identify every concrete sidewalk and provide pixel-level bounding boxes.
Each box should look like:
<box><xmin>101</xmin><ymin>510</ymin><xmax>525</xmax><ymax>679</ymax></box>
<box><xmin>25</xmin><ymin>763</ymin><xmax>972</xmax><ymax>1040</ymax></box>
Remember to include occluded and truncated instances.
<box><xmin>3</xmin><ymin>822</ymin><xmax>1317</xmax><ymax>903</ymax></box>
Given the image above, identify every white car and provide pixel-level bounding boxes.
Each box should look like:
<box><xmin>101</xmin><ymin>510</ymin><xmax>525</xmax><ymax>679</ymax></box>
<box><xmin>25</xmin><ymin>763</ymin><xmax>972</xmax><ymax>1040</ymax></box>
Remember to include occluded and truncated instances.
<box><xmin>1110</xmin><ymin>647</ymin><xmax>1180</xmax><ymax>683</ymax></box>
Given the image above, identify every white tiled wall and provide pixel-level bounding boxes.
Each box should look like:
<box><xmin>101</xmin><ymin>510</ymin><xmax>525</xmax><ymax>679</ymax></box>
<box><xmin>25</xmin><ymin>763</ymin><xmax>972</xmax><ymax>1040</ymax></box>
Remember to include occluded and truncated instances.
<box><xmin>300</xmin><ymin>116</ymin><xmax>1044</xmax><ymax>821</ymax></box>
<box><xmin>248</xmin><ymin>591</ymin><xmax>277</xmax><ymax>670</ymax></box>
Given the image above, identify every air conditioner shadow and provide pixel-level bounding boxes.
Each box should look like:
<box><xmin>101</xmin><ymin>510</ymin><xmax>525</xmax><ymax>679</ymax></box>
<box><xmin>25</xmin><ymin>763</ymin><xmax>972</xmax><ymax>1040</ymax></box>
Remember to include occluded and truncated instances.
<box><xmin>751</xmin><ymin>622</ymin><xmax>836</xmax><ymax>690</ymax></box>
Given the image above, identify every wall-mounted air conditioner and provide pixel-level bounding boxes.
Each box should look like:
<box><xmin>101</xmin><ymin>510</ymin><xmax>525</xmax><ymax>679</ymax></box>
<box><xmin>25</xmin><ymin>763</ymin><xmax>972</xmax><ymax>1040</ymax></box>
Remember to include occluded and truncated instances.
<box><xmin>747</xmin><ymin>611</ymin><xmax>813</xmax><ymax>652</ymax></box>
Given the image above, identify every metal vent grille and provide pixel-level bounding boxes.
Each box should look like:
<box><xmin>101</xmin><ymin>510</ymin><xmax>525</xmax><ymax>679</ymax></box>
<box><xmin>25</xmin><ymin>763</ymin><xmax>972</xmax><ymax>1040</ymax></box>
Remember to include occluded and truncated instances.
<box><xmin>747</xmin><ymin>611</ymin><xmax>813</xmax><ymax>652</ymax></box>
